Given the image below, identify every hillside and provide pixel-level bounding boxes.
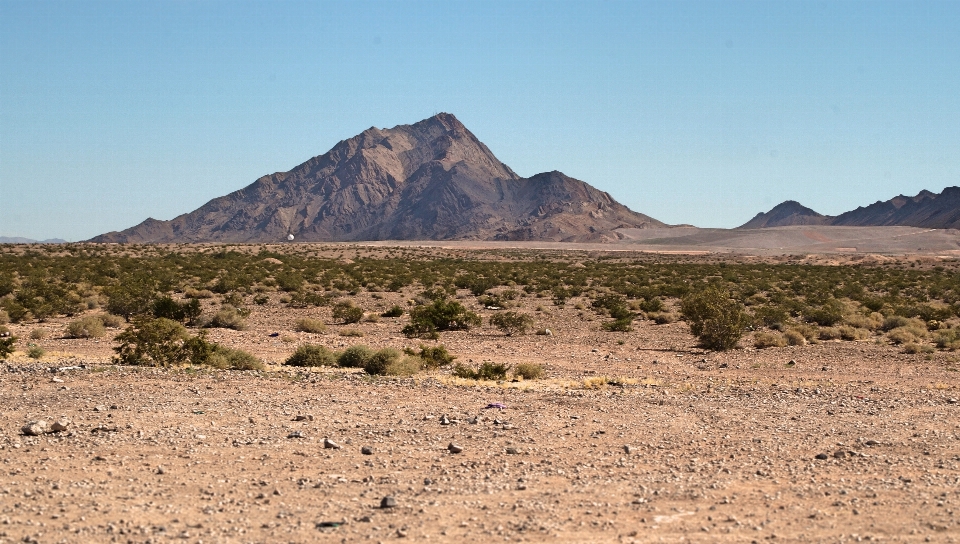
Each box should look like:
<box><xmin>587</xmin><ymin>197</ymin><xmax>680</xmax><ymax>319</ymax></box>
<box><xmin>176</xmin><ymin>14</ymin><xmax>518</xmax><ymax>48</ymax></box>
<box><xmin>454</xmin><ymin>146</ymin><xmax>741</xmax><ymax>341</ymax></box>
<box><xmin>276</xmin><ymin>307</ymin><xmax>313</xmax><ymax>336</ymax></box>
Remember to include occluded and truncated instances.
<box><xmin>91</xmin><ymin>113</ymin><xmax>664</xmax><ymax>243</ymax></box>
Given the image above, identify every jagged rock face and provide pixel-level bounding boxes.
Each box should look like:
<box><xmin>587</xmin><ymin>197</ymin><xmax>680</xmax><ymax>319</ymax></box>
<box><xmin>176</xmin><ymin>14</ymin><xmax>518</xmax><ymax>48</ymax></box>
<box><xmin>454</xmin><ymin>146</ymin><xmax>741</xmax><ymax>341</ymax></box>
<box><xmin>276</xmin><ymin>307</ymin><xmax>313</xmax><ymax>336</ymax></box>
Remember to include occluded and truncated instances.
<box><xmin>90</xmin><ymin>113</ymin><xmax>663</xmax><ymax>243</ymax></box>
<box><xmin>740</xmin><ymin>188</ymin><xmax>960</xmax><ymax>230</ymax></box>
<box><xmin>738</xmin><ymin>201</ymin><xmax>830</xmax><ymax>229</ymax></box>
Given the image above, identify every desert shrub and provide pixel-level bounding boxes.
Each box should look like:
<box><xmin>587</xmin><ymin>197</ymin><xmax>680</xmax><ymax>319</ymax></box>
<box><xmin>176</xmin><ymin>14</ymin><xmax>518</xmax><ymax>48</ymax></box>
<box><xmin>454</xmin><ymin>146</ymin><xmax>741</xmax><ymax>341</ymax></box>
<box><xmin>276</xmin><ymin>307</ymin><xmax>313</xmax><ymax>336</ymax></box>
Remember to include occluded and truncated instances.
<box><xmin>415</xmin><ymin>344</ymin><xmax>456</xmax><ymax>369</ymax></box>
<box><xmin>805</xmin><ymin>299</ymin><xmax>845</xmax><ymax>327</ymax></box>
<box><xmin>0</xmin><ymin>310</ymin><xmax>8</xmax><ymax>325</ymax></box>
<box><xmin>362</xmin><ymin>348</ymin><xmax>403</xmax><ymax>375</ymax></box>
<box><xmin>935</xmin><ymin>329</ymin><xmax>960</xmax><ymax>350</ymax></box>
<box><xmin>332</xmin><ymin>301</ymin><xmax>364</xmax><ymax>324</ymax></box>
<box><xmin>65</xmin><ymin>315</ymin><xmax>107</xmax><ymax>338</ymax></box>
<box><xmin>638</xmin><ymin>297</ymin><xmax>665</xmax><ymax>313</ymax></box>
<box><xmin>754</xmin><ymin>331</ymin><xmax>786</xmax><ymax>349</ymax></box>
<box><xmin>648</xmin><ymin>311</ymin><xmax>679</xmax><ymax>324</ymax></box>
<box><xmin>881</xmin><ymin>315</ymin><xmax>913</xmax><ymax>331</ymax></box>
<box><xmin>99</xmin><ymin>313</ymin><xmax>125</xmax><ymax>328</ymax></box>
<box><xmin>0</xmin><ymin>327</ymin><xmax>16</xmax><ymax>358</ymax></box>
<box><xmin>337</xmin><ymin>345</ymin><xmax>373</xmax><ymax>368</ymax></box>
<box><xmin>294</xmin><ymin>317</ymin><xmax>327</xmax><ymax>334</ymax></box>
<box><xmin>452</xmin><ymin>363</ymin><xmax>477</xmax><ymax>379</ymax></box>
<box><xmin>887</xmin><ymin>326</ymin><xmax>926</xmax><ymax>345</ymax></box>
<box><xmin>513</xmin><ymin>362</ymin><xmax>545</xmax><ymax>380</ymax></box>
<box><xmin>402</xmin><ymin>298</ymin><xmax>481</xmax><ymax>338</ymax></box>
<box><xmin>114</xmin><ymin>318</ymin><xmax>191</xmax><ymax>367</ymax></box>
<box><xmin>902</xmin><ymin>342</ymin><xmax>934</xmax><ymax>355</ymax></box>
<box><xmin>783</xmin><ymin>329</ymin><xmax>807</xmax><ymax>346</ymax></box>
<box><xmin>184</xmin><ymin>333</ymin><xmax>263</xmax><ymax>370</ymax></box>
<box><xmin>253</xmin><ymin>294</ymin><xmax>270</xmax><ymax>305</ymax></box>
<box><xmin>381</xmin><ymin>305</ymin><xmax>404</xmax><ymax>318</ymax></box>
<box><xmin>680</xmin><ymin>287</ymin><xmax>750</xmax><ymax>351</ymax></box>
<box><xmin>203</xmin><ymin>305</ymin><xmax>248</xmax><ymax>330</ymax></box>
<box><xmin>27</xmin><ymin>345</ymin><xmax>45</xmax><ymax>359</ymax></box>
<box><xmin>29</xmin><ymin>329</ymin><xmax>47</xmax><ymax>340</ymax></box>
<box><xmin>790</xmin><ymin>324</ymin><xmax>820</xmax><ymax>344</ymax></box>
<box><xmin>753</xmin><ymin>306</ymin><xmax>790</xmax><ymax>328</ymax></box>
<box><xmin>283</xmin><ymin>344</ymin><xmax>337</xmax><ymax>367</ymax></box>
<box><xmin>153</xmin><ymin>296</ymin><xmax>202</xmax><ymax>323</ymax></box>
<box><xmin>339</xmin><ymin>328</ymin><xmax>364</xmax><ymax>337</ymax></box>
<box><xmin>362</xmin><ymin>313</ymin><xmax>380</xmax><ymax>323</ymax></box>
<box><xmin>383</xmin><ymin>356</ymin><xmax>423</xmax><ymax>376</ymax></box>
<box><xmin>185</xmin><ymin>287</ymin><xmax>215</xmax><ymax>299</ymax></box>
<box><xmin>477</xmin><ymin>361</ymin><xmax>510</xmax><ymax>380</ymax></box>
<box><xmin>818</xmin><ymin>326</ymin><xmax>842</xmax><ymax>340</ymax></box>
<box><xmin>489</xmin><ymin>311</ymin><xmax>533</xmax><ymax>336</ymax></box>
<box><xmin>844</xmin><ymin>312</ymin><xmax>883</xmax><ymax>331</ymax></box>
<box><xmin>104</xmin><ymin>279</ymin><xmax>157</xmax><ymax>320</ymax></box>
<box><xmin>839</xmin><ymin>326</ymin><xmax>871</xmax><ymax>341</ymax></box>
<box><xmin>592</xmin><ymin>294</ymin><xmax>628</xmax><ymax>316</ymax></box>
<box><xmin>602</xmin><ymin>317</ymin><xmax>633</xmax><ymax>332</ymax></box>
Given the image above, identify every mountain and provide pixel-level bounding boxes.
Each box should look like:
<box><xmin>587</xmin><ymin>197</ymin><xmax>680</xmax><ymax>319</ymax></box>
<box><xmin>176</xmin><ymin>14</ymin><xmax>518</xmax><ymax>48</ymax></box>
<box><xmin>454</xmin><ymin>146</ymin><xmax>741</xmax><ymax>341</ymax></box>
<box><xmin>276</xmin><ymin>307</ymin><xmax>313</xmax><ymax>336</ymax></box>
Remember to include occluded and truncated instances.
<box><xmin>738</xmin><ymin>201</ymin><xmax>830</xmax><ymax>229</ymax></box>
<box><xmin>739</xmin><ymin>187</ymin><xmax>960</xmax><ymax>230</ymax></box>
<box><xmin>91</xmin><ymin>113</ymin><xmax>664</xmax><ymax>243</ymax></box>
<box><xmin>0</xmin><ymin>237</ymin><xmax>67</xmax><ymax>244</ymax></box>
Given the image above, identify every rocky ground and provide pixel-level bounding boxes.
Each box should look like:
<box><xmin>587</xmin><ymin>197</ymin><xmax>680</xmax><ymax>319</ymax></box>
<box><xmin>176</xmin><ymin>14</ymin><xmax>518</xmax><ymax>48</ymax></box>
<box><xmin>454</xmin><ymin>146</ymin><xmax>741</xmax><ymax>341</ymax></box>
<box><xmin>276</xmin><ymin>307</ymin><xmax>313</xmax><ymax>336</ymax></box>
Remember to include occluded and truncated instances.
<box><xmin>2</xmin><ymin>265</ymin><xmax>960</xmax><ymax>543</ymax></box>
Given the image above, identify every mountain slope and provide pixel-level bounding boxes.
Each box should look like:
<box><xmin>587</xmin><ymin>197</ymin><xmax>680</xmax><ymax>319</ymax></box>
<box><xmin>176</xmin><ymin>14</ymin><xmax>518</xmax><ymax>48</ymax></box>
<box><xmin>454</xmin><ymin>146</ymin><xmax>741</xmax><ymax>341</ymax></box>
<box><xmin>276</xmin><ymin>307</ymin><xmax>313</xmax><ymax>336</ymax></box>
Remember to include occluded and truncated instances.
<box><xmin>738</xmin><ymin>201</ymin><xmax>830</xmax><ymax>229</ymax></box>
<box><xmin>740</xmin><ymin>187</ymin><xmax>960</xmax><ymax>230</ymax></box>
<box><xmin>91</xmin><ymin>113</ymin><xmax>664</xmax><ymax>243</ymax></box>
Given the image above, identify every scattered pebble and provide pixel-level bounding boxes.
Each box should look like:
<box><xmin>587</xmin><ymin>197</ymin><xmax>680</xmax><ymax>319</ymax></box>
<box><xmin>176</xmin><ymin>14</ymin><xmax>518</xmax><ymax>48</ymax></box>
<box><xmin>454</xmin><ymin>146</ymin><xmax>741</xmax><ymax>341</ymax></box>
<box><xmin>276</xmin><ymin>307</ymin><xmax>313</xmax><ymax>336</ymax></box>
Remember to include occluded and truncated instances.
<box><xmin>380</xmin><ymin>496</ymin><xmax>397</xmax><ymax>508</ymax></box>
<box><xmin>21</xmin><ymin>420</ymin><xmax>48</xmax><ymax>436</ymax></box>
<box><xmin>361</xmin><ymin>446</ymin><xmax>374</xmax><ymax>455</ymax></box>
<box><xmin>324</xmin><ymin>438</ymin><xmax>341</xmax><ymax>449</ymax></box>
<box><xmin>448</xmin><ymin>443</ymin><xmax>463</xmax><ymax>454</ymax></box>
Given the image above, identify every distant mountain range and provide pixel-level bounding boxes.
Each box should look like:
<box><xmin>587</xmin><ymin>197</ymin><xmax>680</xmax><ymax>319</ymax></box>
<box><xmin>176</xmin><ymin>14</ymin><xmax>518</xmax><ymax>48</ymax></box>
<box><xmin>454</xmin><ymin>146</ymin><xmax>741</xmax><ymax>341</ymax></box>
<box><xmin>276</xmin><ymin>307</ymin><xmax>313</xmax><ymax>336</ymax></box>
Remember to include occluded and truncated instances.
<box><xmin>739</xmin><ymin>187</ymin><xmax>960</xmax><ymax>230</ymax></box>
<box><xmin>0</xmin><ymin>236</ymin><xmax>66</xmax><ymax>244</ymax></box>
<box><xmin>91</xmin><ymin>113</ymin><xmax>664</xmax><ymax>243</ymax></box>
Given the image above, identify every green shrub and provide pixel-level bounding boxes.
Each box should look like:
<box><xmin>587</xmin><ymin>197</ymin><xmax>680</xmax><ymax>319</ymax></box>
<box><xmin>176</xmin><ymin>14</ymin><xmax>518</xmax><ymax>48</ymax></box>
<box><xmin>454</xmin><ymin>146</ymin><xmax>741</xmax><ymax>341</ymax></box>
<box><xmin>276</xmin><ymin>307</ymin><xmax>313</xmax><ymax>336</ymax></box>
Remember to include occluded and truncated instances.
<box><xmin>887</xmin><ymin>326</ymin><xmax>926</xmax><ymax>345</ymax></box>
<box><xmin>902</xmin><ymin>342</ymin><xmax>934</xmax><ymax>355</ymax></box>
<box><xmin>648</xmin><ymin>311</ymin><xmax>679</xmax><ymax>324</ymax></box>
<box><xmin>283</xmin><ymin>344</ymin><xmax>337</xmax><ymax>367</ymax></box>
<box><xmin>104</xmin><ymin>279</ymin><xmax>157</xmax><ymax>320</ymax></box>
<box><xmin>363</xmin><ymin>348</ymin><xmax>403</xmax><ymax>375</ymax></box>
<box><xmin>0</xmin><ymin>327</ymin><xmax>17</xmax><ymax>358</ymax></box>
<box><xmin>30</xmin><ymin>329</ymin><xmax>47</xmax><ymax>340</ymax></box>
<box><xmin>183</xmin><ymin>333</ymin><xmax>263</xmax><ymax>370</ymax></box>
<box><xmin>680</xmin><ymin>288</ymin><xmax>749</xmax><ymax>351</ymax></box>
<box><xmin>337</xmin><ymin>345</ymin><xmax>373</xmax><ymax>368</ymax></box>
<box><xmin>935</xmin><ymin>329</ymin><xmax>960</xmax><ymax>350</ymax></box>
<box><xmin>27</xmin><ymin>345</ymin><xmax>45</xmax><ymax>359</ymax></box>
<box><xmin>332</xmin><ymin>301</ymin><xmax>364</xmax><ymax>324</ymax></box>
<box><xmin>477</xmin><ymin>361</ymin><xmax>510</xmax><ymax>380</ymax></box>
<box><xmin>753</xmin><ymin>306</ymin><xmax>790</xmax><ymax>328</ymax></box>
<box><xmin>99</xmin><ymin>314</ymin><xmax>125</xmax><ymax>328</ymax></box>
<box><xmin>415</xmin><ymin>344</ymin><xmax>456</xmax><ymax>369</ymax></box>
<box><xmin>805</xmin><ymin>299</ymin><xmax>844</xmax><ymax>327</ymax></box>
<box><xmin>489</xmin><ymin>311</ymin><xmax>533</xmax><ymax>336</ymax></box>
<box><xmin>638</xmin><ymin>297</ymin><xmax>665</xmax><ymax>313</ymax></box>
<box><xmin>294</xmin><ymin>317</ymin><xmax>327</xmax><ymax>334</ymax></box>
<box><xmin>819</xmin><ymin>326</ymin><xmax>842</xmax><ymax>340</ymax></box>
<box><xmin>513</xmin><ymin>362</ymin><xmax>544</xmax><ymax>380</ymax></box>
<box><xmin>754</xmin><ymin>331</ymin><xmax>786</xmax><ymax>349</ymax></box>
<box><xmin>114</xmin><ymin>317</ymin><xmax>191</xmax><ymax>367</ymax></box>
<box><xmin>203</xmin><ymin>305</ymin><xmax>248</xmax><ymax>330</ymax></box>
<box><xmin>452</xmin><ymin>363</ymin><xmax>478</xmax><ymax>379</ymax></box>
<box><xmin>839</xmin><ymin>326</ymin><xmax>871</xmax><ymax>341</ymax></box>
<box><xmin>65</xmin><ymin>315</ymin><xmax>107</xmax><ymax>338</ymax></box>
<box><xmin>881</xmin><ymin>315</ymin><xmax>913</xmax><ymax>331</ymax></box>
<box><xmin>402</xmin><ymin>298</ymin><xmax>481</xmax><ymax>338</ymax></box>
<box><xmin>381</xmin><ymin>305</ymin><xmax>404</xmax><ymax>318</ymax></box>
<box><xmin>602</xmin><ymin>317</ymin><xmax>633</xmax><ymax>332</ymax></box>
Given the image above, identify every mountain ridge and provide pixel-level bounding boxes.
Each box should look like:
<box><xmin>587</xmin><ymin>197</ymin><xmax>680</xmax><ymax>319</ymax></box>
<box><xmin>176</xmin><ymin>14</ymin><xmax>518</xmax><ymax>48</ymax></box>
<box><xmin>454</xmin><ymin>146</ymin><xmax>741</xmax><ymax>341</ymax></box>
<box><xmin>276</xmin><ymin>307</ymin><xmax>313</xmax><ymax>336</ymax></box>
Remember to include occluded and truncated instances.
<box><xmin>91</xmin><ymin>113</ymin><xmax>664</xmax><ymax>243</ymax></box>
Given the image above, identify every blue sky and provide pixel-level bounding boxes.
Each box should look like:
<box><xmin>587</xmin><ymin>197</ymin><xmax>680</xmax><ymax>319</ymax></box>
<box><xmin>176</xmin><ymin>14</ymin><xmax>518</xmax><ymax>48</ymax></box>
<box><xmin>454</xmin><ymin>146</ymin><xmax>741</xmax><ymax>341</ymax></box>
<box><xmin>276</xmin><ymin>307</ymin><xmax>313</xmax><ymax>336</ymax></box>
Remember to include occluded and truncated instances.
<box><xmin>2</xmin><ymin>0</ymin><xmax>958</xmax><ymax>241</ymax></box>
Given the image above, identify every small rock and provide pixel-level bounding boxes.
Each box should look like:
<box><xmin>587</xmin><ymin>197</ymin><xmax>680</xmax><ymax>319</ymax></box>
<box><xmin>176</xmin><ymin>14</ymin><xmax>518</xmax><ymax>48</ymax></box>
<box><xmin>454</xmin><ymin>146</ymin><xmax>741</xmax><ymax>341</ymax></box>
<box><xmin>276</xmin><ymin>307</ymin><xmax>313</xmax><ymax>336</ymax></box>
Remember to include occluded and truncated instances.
<box><xmin>423</xmin><ymin>478</ymin><xmax>433</xmax><ymax>485</ymax></box>
<box><xmin>287</xmin><ymin>431</ymin><xmax>305</xmax><ymax>439</ymax></box>
<box><xmin>439</xmin><ymin>415</ymin><xmax>450</xmax><ymax>425</ymax></box>
<box><xmin>156</xmin><ymin>466</ymin><xmax>165</xmax><ymax>475</ymax></box>
<box><xmin>821</xmin><ymin>366</ymin><xmax>830</xmax><ymax>372</ymax></box>
<box><xmin>50</xmin><ymin>418</ymin><xmax>70</xmax><ymax>433</ymax></box>
<box><xmin>947</xmin><ymin>398</ymin><xmax>958</xmax><ymax>404</ymax></box>
<box><xmin>380</xmin><ymin>496</ymin><xmax>397</xmax><ymax>508</ymax></box>
<box><xmin>361</xmin><ymin>446</ymin><xmax>373</xmax><ymax>455</ymax></box>
<box><xmin>623</xmin><ymin>445</ymin><xmax>634</xmax><ymax>454</ymax></box>
<box><xmin>505</xmin><ymin>447</ymin><xmax>518</xmax><ymax>455</ymax></box>
<box><xmin>93</xmin><ymin>405</ymin><xmax>107</xmax><ymax>412</ymax></box>
<box><xmin>324</xmin><ymin>438</ymin><xmax>341</xmax><ymax>449</ymax></box>
<box><xmin>21</xmin><ymin>421</ymin><xmax>48</xmax><ymax>436</ymax></box>
<box><xmin>51</xmin><ymin>377</ymin><xmax>64</xmax><ymax>383</ymax></box>
<box><xmin>468</xmin><ymin>416</ymin><xmax>479</xmax><ymax>424</ymax></box>
<box><xmin>294</xmin><ymin>414</ymin><xmax>313</xmax><ymax>421</ymax></box>
<box><xmin>194</xmin><ymin>434</ymin><xmax>206</xmax><ymax>440</ymax></box>
<box><xmin>396</xmin><ymin>529</ymin><xmax>407</xmax><ymax>538</ymax></box>
<box><xmin>833</xmin><ymin>450</ymin><xmax>846</xmax><ymax>459</ymax></box>
<box><xmin>865</xmin><ymin>440</ymin><xmax>879</xmax><ymax>446</ymax></box>
<box><xmin>815</xmin><ymin>453</ymin><xmax>828</xmax><ymax>460</ymax></box>
<box><xmin>448</xmin><ymin>443</ymin><xmax>463</xmax><ymax>454</ymax></box>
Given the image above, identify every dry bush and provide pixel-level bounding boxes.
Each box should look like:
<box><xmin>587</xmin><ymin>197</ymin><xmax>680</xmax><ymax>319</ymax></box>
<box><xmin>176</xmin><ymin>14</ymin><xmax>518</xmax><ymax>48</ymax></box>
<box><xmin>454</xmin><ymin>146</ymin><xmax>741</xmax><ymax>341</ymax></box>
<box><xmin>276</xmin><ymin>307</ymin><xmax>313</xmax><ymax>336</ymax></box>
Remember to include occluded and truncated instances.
<box><xmin>362</xmin><ymin>348</ymin><xmax>403</xmax><ymax>375</ymax></box>
<box><xmin>332</xmin><ymin>301</ymin><xmax>364</xmax><ymax>324</ymax></box>
<box><xmin>65</xmin><ymin>315</ymin><xmax>106</xmax><ymax>338</ymax></box>
<box><xmin>887</xmin><ymin>325</ymin><xmax>926</xmax><ymax>345</ymax></box>
<box><xmin>203</xmin><ymin>306</ymin><xmax>248</xmax><ymax>330</ymax></box>
<box><xmin>185</xmin><ymin>287</ymin><xmax>215</xmax><ymax>299</ymax></box>
<box><xmin>0</xmin><ymin>310</ymin><xmax>9</xmax><ymax>325</ymax></box>
<box><xmin>844</xmin><ymin>312</ymin><xmax>883</xmax><ymax>331</ymax></box>
<box><xmin>339</xmin><ymin>328</ymin><xmax>364</xmax><ymax>337</ymax></box>
<box><xmin>99</xmin><ymin>314</ymin><xmax>125</xmax><ymax>328</ymax></box>
<box><xmin>648</xmin><ymin>311</ymin><xmax>679</xmax><ymax>324</ymax></box>
<box><xmin>489</xmin><ymin>311</ymin><xmax>534</xmax><ymax>336</ymax></box>
<box><xmin>839</xmin><ymin>326</ymin><xmax>871</xmax><ymax>341</ymax></box>
<box><xmin>294</xmin><ymin>318</ymin><xmax>327</xmax><ymax>334</ymax></box>
<box><xmin>29</xmin><ymin>329</ymin><xmax>48</xmax><ymax>340</ymax></box>
<box><xmin>27</xmin><ymin>346</ymin><xmax>45</xmax><ymax>359</ymax></box>
<box><xmin>753</xmin><ymin>331</ymin><xmax>786</xmax><ymax>349</ymax></box>
<box><xmin>819</xmin><ymin>327</ymin><xmax>842</xmax><ymax>341</ymax></box>
<box><xmin>936</xmin><ymin>329</ymin><xmax>960</xmax><ymax>350</ymax></box>
<box><xmin>902</xmin><ymin>342</ymin><xmax>934</xmax><ymax>354</ymax></box>
<box><xmin>783</xmin><ymin>329</ymin><xmax>807</xmax><ymax>346</ymax></box>
<box><xmin>384</xmin><ymin>356</ymin><xmax>423</xmax><ymax>376</ymax></box>
<box><xmin>280</xmin><ymin>334</ymin><xmax>297</xmax><ymax>343</ymax></box>
<box><xmin>513</xmin><ymin>363</ymin><xmax>545</xmax><ymax>380</ymax></box>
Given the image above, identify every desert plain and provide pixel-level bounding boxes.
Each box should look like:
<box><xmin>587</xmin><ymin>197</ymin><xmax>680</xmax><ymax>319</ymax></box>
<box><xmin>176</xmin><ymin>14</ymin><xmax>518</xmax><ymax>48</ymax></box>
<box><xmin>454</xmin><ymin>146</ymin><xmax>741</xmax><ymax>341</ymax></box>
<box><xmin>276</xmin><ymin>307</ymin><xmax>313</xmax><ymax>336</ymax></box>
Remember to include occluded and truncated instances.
<box><xmin>1</xmin><ymin>240</ymin><xmax>959</xmax><ymax>543</ymax></box>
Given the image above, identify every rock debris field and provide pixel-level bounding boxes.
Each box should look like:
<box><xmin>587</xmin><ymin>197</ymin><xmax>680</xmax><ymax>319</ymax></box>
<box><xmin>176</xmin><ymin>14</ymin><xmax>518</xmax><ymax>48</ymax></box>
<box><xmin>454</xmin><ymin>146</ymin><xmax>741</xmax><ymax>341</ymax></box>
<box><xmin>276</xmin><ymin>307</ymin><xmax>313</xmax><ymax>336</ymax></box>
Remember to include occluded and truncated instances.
<box><xmin>2</xmin><ymin>270</ymin><xmax>960</xmax><ymax>542</ymax></box>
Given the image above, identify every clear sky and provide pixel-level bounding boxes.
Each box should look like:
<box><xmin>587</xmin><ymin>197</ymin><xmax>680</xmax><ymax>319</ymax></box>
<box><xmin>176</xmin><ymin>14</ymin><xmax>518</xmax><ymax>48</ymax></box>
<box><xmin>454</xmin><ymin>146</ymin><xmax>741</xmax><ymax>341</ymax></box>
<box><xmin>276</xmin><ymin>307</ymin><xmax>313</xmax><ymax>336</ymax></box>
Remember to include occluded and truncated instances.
<box><xmin>2</xmin><ymin>0</ymin><xmax>959</xmax><ymax>241</ymax></box>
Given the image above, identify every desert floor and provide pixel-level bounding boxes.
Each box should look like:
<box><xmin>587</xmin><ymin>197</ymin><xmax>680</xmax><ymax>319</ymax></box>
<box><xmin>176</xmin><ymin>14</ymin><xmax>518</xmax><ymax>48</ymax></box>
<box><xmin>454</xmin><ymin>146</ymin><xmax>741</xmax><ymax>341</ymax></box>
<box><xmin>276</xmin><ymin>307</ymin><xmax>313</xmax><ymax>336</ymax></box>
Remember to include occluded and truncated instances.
<box><xmin>2</xmin><ymin>247</ymin><xmax>960</xmax><ymax>543</ymax></box>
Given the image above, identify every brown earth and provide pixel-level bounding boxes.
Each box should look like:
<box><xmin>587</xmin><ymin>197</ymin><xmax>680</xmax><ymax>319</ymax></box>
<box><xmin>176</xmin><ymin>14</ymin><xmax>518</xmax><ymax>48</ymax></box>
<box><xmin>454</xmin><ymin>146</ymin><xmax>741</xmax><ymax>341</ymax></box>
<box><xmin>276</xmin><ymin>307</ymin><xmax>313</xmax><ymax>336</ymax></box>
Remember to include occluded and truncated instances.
<box><xmin>2</xmin><ymin>247</ymin><xmax>960</xmax><ymax>543</ymax></box>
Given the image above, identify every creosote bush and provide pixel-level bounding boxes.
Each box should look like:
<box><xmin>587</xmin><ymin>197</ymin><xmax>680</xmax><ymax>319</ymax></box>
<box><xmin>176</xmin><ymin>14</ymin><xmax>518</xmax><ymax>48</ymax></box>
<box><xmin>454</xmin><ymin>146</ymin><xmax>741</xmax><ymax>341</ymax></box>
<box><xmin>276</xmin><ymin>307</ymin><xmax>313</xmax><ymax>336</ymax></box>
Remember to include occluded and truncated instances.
<box><xmin>489</xmin><ymin>311</ymin><xmax>533</xmax><ymax>336</ymax></box>
<box><xmin>294</xmin><ymin>317</ymin><xmax>327</xmax><ymax>334</ymax></box>
<box><xmin>0</xmin><ymin>327</ymin><xmax>16</xmax><ymax>359</ymax></box>
<box><xmin>27</xmin><ymin>346</ymin><xmax>45</xmax><ymax>359</ymax></box>
<box><xmin>680</xmin><ymin>288</ymin><xmax>749</xmax><ymax>351</ymax></box>
<box><xmin>65</xmin><ymin>315</ymin><xmax>107</xmax><ymax>339</ymax></box>
<box><xmin>513</xmin><ymin>362</ymin><xmax>545</xmax><ymax>380</ymax></box>
<box><xmin>754</xmin><ymin>331</ymin><xmax>786</xmax><ymax>349</ymax></box>
<box><xmin>203</xmin><ymin>305</ymin><xmax>248</xmax><ymax>330</ymax></box>
<box><xmin>114</xmin><ymin>318</ymin><xmax>261</xmax><ymax>370</ymax></box>
<box><xmin>361</xmin><ymin>348</ymin><xmax>403</xmax><ymax>375</ymax></box>
<box><xmin>332</xmin><ymin>301</ymin><xmax>364</xmax><ymax>324</ymax></box>
<box><xmin>337</xmin><ymin>345</ymin><xmax>373</xmax><ymax>368</ymax></box>
<box><xmin>381</xmin><ymin>305</ymin><xmax>404</xmax><ymax>318</ymax></box>
<box><xmin>403</xmin><ymin>297</ymin><xmax>481</xmax><ymax>338</ymax></box>
<box><xmin>453</xmin><ymin>361</ymin><xmax>510</xmax><ymax>381</ymax></box>
<box><xmin>283</xmin><ymin>344</ymin><xmax>337</xmax><ymax>367</ymax></box>
<box><xmin>415</xmin><ymin>344</ymin><xmax>456</xmax><ymax>369</ymax></box>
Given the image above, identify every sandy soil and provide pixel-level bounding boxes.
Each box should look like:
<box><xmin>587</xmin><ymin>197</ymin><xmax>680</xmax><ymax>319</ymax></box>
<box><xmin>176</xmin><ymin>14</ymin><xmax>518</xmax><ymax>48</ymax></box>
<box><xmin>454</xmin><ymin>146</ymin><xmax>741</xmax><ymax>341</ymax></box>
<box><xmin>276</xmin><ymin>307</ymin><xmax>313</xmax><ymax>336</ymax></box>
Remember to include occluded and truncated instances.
<box><xmin>2</xmin><ymin>254</ymin><xmax>960</xmax><ymax>543</ymax></box>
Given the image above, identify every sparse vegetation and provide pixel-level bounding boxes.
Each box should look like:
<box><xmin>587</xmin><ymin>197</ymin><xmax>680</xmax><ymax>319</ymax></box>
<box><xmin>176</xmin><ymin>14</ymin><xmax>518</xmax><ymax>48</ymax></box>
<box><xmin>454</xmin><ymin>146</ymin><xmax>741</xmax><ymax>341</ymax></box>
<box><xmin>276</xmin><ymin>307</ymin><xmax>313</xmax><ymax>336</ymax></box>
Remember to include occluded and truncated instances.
<box><xmin>27</xmin><ymin>345</ymin><xmax>45</xmax><ymax>359</ymax></box>
<box><xmin>489</xmin><ymin>311</ymin><xmax>533</xmax><ymax>336</ymax></box>
<box><xmin>283</xmin><ymin>344</ymin><xmax>337</xmax><ymax>367</ymax></box>
<box><xmin>403</xmin><ymin>297</ymin><xmax>481</xmax><ymax>338</ymax></box>
<box><xmin>65</xmin><ymin>315</ymin><xmax>107</xmax><ymax>338</ymax></box>
<box><xmin>513</xmin><ymin>362</ymin><xmax>545</xmax><ymax>380</ymax></box>
<box><xmin>453</xmin><ymin>361</ymin><xmax>510</xmax><ymax>381</ymax></box>
<box><xmin>332</xmin><ymin>300</ymin><xmax>364</xmax><ymax>324</ymax></box>
<box><xmin>294</xmin><ymin>317</ymin><xmax>327</xmax><ymax>334</ymax></box>
<box><xmin>681</xmin><ymin>288</ymin><xmax>749</xmax><ymax>351</ymax></box>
